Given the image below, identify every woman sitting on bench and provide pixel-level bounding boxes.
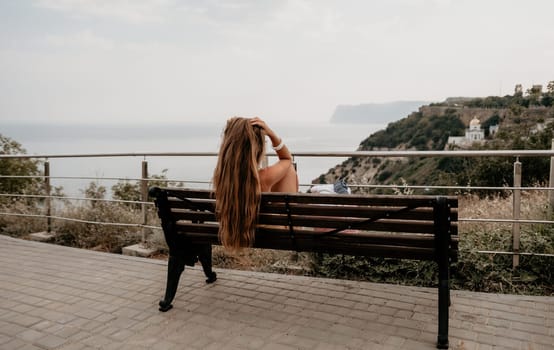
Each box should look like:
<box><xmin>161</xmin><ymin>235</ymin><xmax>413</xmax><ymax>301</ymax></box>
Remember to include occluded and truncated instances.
<box><xmin>213</xmin><ymin>117</ymin><xmax>298</xmax><ymax>250</ymax></box>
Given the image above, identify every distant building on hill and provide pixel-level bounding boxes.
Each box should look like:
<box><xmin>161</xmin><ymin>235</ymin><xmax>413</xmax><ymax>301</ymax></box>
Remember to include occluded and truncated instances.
<box><xmin>446</xmin><ymin>117</ymin><xmax>498</xmax><ymax>148</ymax></box>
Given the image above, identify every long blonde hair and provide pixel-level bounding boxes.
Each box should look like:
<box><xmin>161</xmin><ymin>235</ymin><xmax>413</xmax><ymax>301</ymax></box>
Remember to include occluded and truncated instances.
<box><xmin>213</xmin><ymin>117</ymin><xmax>265</xmax><ymax>249</ymax></box>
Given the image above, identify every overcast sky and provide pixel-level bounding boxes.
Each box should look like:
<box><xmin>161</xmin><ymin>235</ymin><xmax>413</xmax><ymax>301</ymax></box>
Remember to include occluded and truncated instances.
<box><xmin>1</xmin><ymin>0</ymin><xmax>553</xmax><ymax>124</ymax></box>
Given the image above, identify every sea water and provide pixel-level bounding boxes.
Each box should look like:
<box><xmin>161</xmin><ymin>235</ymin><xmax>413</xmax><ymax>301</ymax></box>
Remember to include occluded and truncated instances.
<box><xmin>1</xmin><ymin>121</ymin><xmax>385</xmax><ymax>196</ymax></box>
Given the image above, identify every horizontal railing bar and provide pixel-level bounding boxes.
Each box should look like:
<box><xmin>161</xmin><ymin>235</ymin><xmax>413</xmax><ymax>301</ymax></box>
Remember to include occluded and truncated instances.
<box><xmin>0</xmin><ymin>193</ymin><xmax>155</xmax><ymax>205</ymax></box>
<box><xmin>4</xmin><ymin>174</ymin><xmax>554</xmax><ymax>192</ymax></box>
<box><xmin>2</xmin><ymin>174</ymin><xmax>554</xmax><ymax>192</ymax></box>
<box><xmin>0</xmin><ymin>212</ymin><xmax>162</xmax><ymax>230</ymax></box>
<box><xmin>293</xmin><ymin>150</ymin><xmax>554</xmax><ymax>158</ymax></box>
<box><xmin>0</xmin><ymin>175</ymin><xmax>212</xmax><ymax>184</ymax></box>
<box><xmin>477</xmin><ymin>250</ymin><xmax>554</xmax><ymax>258</ymax></box>
<box><xmin>460</xmin><ymin>218</ymin><xmax>554</xmax><ymax>224</ymax></box>
<box><xmin>0</xmin><ymin>152</ymin><xmax>219</xmax><ymax>159</ymax></box>
<box><xmin>349</xmin><ymin>184</ymin><xmax>554</xmax><ymax>191</ymax></box>
<box><xmin>4</xmin><ymin>149</ymin><xmax>554</xmax><ymax>159</ymax></box>
<box><xmin>0</xmin><ymin>175</ymin><xmax>48</xmax><ymax>178</ymax></box>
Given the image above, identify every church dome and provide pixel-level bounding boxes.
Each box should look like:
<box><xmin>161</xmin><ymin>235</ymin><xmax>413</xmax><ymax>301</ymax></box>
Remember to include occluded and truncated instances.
<box><xmin>469</xmin><ymin>117</ymin><xmax>480</xmax><ymax>127</ymax></box>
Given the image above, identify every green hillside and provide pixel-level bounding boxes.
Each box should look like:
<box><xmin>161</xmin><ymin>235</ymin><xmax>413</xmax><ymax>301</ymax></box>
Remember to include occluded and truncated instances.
<box><xmin>316</xmin><ymin>82</ymin><xmax>554</xmax><ymax>194</ymax></box>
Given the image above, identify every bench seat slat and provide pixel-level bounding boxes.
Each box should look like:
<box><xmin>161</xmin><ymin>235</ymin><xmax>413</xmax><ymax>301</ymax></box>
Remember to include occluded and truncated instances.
<box><xmin>170</xmin><ymin>229</ymin><xmax>457</xmax><ymax>260</ymax></box>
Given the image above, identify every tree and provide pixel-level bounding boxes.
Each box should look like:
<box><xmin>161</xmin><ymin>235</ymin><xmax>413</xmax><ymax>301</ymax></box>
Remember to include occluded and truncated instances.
<box><xmin>514</xmin><ymin>84</ymin><xmax>523</xmax><ymax>97</ymax></box>
<box><xmin>111</xmin><ymin>169</ymin><xmax>176</xmax><ymax>209</ymax></box>
<box><xmin>509</xmin><ymin>103</ymin><xmax>524</xmax><ymax>117</ymax></box>
<box><xmin>83</xmin><ymin>182</ymin><xmax>106</xmax><ymax>209</ymax></box>
<box><xmin>483</xmin><ymin>114</ymin><xmax>501</xmax><ymax>137</ymax></box>
<box><xmin>542</xmin><ymin>95</ymin><xmax>553</xmax><ymax>107</ymax></box>
<box><xmin>0</xmin><ymin>134</ymin><xmax>42</xmax><ymax>197</ymax></box>
<box><xmin>112</xmin><ymin>180</ymin><xmax>140</xmax><ymax>202</ymax></box>
<box><xmin>526</xmin><ymin>85</ymin><xmax>543</xmax><ymax>106</ymax></box>
<box><xmin>547</xmin><ymin>81</ymin><xmax>554</xmax><ymax>95</ymax></box>
<box><xmin>543</xmin><ymin>81</ymin><xmax>554</xmax><ymax>107</ymax></box>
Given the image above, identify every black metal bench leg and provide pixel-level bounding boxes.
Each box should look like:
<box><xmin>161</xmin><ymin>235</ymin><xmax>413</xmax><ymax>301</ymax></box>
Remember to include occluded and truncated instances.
<box><xmin>198</xmin><ymin>244</ymin><xmax>217</xmax><ymax>284</ymax></box>
<box><xmin>159</xmin><ymin>254</ymin><xmax>186</xmax><ymax>312</ymax></box>
<box><xmin>434</xmin><ymin>197</ymin><xmax>450</xmax><ymax>349</ymax></box>
<box><xmin>437</xmin><ymin>239</ymin><xmax>450</xmax><ymax>348</ymax></box>
<box><xmin>437</xmin><ymin>277</ymin><xmax>450</xmax><ymax>349</ymax></box>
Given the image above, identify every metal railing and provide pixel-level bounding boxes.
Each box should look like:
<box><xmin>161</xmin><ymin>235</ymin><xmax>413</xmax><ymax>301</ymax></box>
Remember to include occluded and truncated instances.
<box><xmin>2</xmin><ymin>149</ymin><xmax>554</xmax><ymax>268</ymax></box>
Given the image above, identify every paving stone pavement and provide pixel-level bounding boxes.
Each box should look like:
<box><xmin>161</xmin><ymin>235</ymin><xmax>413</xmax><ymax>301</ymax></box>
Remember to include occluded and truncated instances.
<box><xmin>0</xmin><ymin>235</ymin><xmax>552</xmax><ymax>350</ymax></box>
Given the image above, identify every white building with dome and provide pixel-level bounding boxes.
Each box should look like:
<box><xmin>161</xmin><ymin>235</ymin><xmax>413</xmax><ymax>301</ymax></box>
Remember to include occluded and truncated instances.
<box><xmin>446</xmin><ymin>117</ymin><xmax>486</xmax><ymax>148</ymax></box>
<box><xmin>466</xmin><ymin>117</ymin><xmax>485</xmax><ymax>142</ymax></box>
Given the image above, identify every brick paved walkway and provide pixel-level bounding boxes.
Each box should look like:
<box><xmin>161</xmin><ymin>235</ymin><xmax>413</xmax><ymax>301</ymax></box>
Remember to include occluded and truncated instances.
<box><xmin>0</xmin><ymin>235</ymin><xmax>552</xmax><ymax>350</ymax></box>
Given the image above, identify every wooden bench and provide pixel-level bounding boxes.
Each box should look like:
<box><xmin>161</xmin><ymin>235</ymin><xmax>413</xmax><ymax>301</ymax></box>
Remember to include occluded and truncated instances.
<box><xmin>149</xmin><ymin>187</ymin><xmax>458</xmax><ymax>349</ymax></box>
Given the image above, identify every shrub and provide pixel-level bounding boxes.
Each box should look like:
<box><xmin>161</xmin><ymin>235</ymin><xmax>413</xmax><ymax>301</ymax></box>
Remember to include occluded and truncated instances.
<box><xmin>0</xmin><ymin>134</ymin><xmax>42</xmax><ymax>199</ymax></box>
<box><xmin>377</xmin><ymin>170</ymin><xmax>392</xmax><ymax>182</ymax></box>
<box><xmin>53</xmin><ymin>202</ymin><xmax>143</xmax><ymax>253</ymax></box>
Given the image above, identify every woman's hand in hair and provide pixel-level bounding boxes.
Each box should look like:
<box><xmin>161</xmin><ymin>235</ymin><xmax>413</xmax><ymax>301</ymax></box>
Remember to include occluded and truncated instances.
<box><xmin>250</xmin><ymin>117</ymin><xmax>279</xmax><ymax>146</ymax></box>
<box><xmin>250</xmin><ymin>117</ymin><xmax>270</xmax><ymax>133</ymax></box>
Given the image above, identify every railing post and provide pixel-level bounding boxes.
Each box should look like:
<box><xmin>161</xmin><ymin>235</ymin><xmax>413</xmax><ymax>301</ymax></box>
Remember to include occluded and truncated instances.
<box><xmin>44</xmin><ymin>160</ymin><xmax>52</xmax><ymax>233</ymax></box>
<box><xmin>548</xmin><ymin>139</ymin><xmax>554</xmax><ymax>215</ymax></box>
<box><xmin>141</xmin><ymin>160</ymin><xmax>148</xmax><ymax>245</ymax></box>
<box><xmin>512</xmin><ymin>158</ymin><xmax>521</xmax><ymax>269</ymax></box>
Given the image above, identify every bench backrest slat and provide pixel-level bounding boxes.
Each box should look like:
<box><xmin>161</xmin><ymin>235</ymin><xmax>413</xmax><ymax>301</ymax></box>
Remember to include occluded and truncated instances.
<box><xmin>171</xmin><ymin>210</ymin><xmax>445</xmax><ymax>234</ymax></box>
<box><xmin>167</xmin><ymin>203</ymin><xmax>445</xmax><ymax>221</ymax></box>
<box><xmin>164</xmin><ymin>189</ymin><xmax>459</xmax><ymax>209</ymax></box>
